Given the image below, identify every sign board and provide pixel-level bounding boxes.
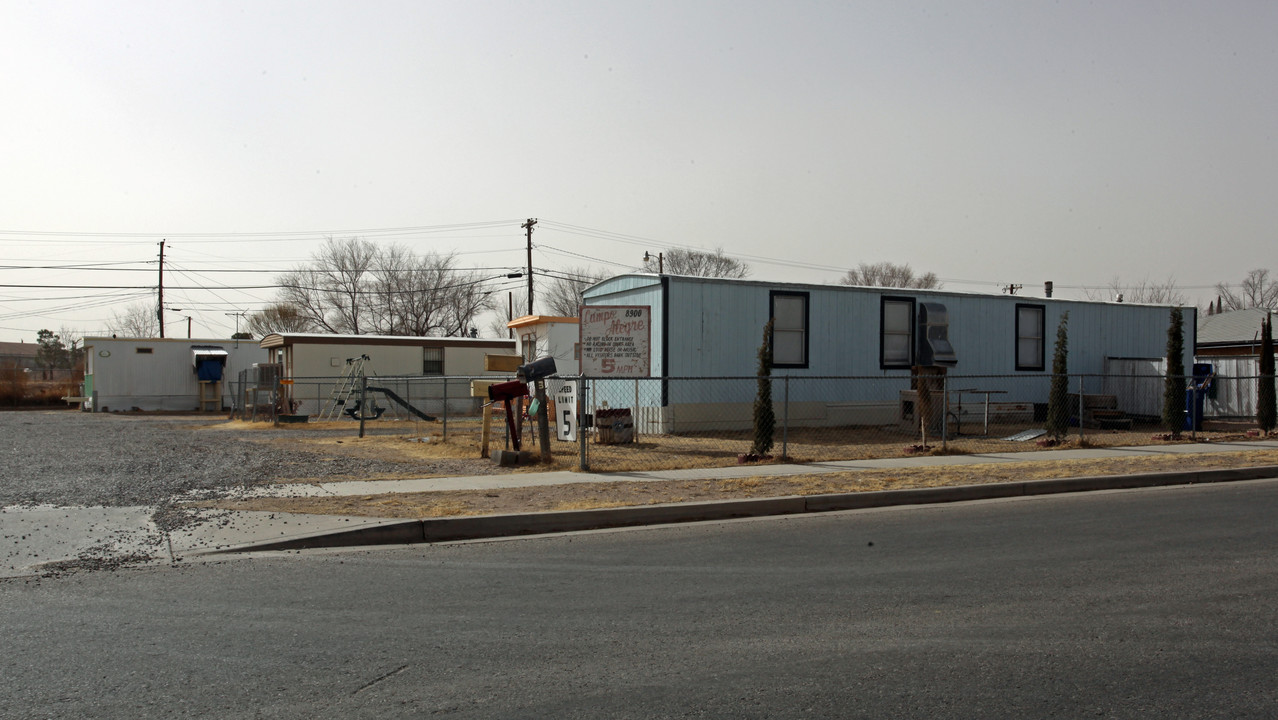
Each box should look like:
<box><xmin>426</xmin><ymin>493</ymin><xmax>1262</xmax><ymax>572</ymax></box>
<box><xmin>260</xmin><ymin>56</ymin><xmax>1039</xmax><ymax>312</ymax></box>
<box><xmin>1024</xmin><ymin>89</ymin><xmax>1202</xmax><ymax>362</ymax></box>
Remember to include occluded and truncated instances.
<box><xmin>485</xmin><ymin>354</ymin><xmax>523</xmax><ymax>373</ymax></box>
<box><xmin>554</xmin><ymin>381</ymin><xmax>577</xmax><ymax>442</ymax></box>
<box><xmin>579</xmin><ymin>305</ymin><xmax>651</xmax><ymax>377</ymax></box>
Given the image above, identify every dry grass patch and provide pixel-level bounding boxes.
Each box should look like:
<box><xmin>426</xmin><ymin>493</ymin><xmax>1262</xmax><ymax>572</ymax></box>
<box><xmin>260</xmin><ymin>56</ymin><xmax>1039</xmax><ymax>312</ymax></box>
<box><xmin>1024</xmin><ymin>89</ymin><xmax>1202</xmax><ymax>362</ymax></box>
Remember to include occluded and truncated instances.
<box><xmin>194</xmin><ymin>447</ymin><xmax>1278</xmax><ymax>520</ymax></box>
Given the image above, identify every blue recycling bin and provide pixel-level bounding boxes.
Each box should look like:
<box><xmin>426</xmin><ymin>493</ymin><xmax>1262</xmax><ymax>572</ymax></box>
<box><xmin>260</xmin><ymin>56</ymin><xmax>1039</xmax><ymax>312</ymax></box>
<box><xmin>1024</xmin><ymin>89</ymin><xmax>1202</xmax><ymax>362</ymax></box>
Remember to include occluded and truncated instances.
<box><xmin>1184</xmin><ymin>363</ymin><xmax>1213</xmax><ymax>431</ymax></box>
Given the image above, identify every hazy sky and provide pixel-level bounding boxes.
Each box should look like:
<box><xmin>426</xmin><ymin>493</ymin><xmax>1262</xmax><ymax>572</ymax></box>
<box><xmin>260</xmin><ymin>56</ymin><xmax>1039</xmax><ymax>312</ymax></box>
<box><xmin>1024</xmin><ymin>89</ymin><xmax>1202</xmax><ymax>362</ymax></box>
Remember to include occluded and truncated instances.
<box><xmin>3</xmin><ymin>0</ymin><xmax>1276</xmax><ymax>341</ymax></box>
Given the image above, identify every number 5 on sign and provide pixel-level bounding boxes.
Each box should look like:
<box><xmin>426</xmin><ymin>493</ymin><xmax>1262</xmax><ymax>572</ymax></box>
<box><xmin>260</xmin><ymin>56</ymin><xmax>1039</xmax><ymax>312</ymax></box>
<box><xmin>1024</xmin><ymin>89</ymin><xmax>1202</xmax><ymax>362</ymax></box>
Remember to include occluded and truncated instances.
<box><xmin>554</xmin><ymin>382</ymin><xmax>577</xmax><ymax>442</ymax></box>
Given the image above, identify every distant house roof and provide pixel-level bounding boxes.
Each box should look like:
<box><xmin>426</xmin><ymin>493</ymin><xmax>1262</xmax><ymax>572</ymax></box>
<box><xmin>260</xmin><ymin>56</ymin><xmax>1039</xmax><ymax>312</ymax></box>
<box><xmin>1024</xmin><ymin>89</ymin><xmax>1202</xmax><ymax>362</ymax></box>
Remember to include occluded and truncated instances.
<box><xmin>0</xmin><ymin>341</ymin><xmax>39</xmax><ymax>368</ymax></box>
<box><xmin>259</xmin><ymin>332</ymin><xmax>515</xmax><ymax>349</ymax></box>
<box><xmin>1197</xmin><ymin>308</ymin><xmax>1275</xmax><ymax>347</ymax></box>
<box><xmin>0</xmin><ymin>341</ymin><xmax>38</xmax><ymax>359</ymax></box>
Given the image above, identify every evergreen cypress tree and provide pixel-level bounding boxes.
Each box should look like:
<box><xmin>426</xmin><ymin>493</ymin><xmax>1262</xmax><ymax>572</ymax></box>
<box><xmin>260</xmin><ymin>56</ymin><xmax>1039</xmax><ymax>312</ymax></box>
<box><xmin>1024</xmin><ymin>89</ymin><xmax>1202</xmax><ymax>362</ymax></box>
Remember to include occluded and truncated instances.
<box><xmin>1045</xmin><ymin>312</ymin><xmax>1070</xmax><ymax>439</ymax></box>
<box><xmin>751</xmin><ymin>319</ymin><xmax>775</xmax><ymax>457</ymax></box>
<box><xmin>1258</xmin><ymin>314</ymin><xmax>1276</xmax><ymax>433</ymax></box>
<box><xmin>1162</xmin><ymin>307</ymin><xmax>1186</xmax><ymax>436</ymax></box>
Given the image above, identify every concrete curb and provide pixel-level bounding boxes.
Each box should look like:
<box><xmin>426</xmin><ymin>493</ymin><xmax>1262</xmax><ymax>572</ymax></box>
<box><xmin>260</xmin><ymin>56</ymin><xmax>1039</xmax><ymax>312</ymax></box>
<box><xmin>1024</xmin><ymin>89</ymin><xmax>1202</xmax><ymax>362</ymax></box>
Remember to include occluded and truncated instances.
<box><xmin>215</xmin><ymin>465</ymin><xmax>1278</xmax><ymax>554</ymax></box>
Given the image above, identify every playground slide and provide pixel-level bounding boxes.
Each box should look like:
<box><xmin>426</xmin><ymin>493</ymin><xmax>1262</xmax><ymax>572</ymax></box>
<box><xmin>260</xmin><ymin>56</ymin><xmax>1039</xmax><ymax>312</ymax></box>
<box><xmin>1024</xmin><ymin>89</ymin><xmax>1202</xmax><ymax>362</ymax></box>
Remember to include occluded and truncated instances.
<box><xmin>364</xmin><ymin>385</ymin><xmax>437</xmax><ymax>422</ymax></box>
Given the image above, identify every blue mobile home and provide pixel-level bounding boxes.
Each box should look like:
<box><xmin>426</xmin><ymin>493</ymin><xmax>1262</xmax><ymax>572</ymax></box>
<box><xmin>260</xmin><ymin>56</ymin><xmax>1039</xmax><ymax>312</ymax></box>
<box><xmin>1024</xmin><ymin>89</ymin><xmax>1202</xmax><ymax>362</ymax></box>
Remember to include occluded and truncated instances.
<box><xmin>581</xmin><ymin>274</ymin><xmax>1195</xmax><ymax>433</ymax></box>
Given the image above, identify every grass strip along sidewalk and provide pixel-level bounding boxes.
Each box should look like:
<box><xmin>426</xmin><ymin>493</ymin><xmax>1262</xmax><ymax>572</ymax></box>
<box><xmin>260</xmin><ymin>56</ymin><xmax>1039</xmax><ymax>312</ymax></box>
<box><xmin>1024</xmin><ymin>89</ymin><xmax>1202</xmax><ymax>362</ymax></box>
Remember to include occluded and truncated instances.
<box><xmin>197</xmin><ymin>448</ymin><xmax>1278</xmax><ymax>521</ymax></box>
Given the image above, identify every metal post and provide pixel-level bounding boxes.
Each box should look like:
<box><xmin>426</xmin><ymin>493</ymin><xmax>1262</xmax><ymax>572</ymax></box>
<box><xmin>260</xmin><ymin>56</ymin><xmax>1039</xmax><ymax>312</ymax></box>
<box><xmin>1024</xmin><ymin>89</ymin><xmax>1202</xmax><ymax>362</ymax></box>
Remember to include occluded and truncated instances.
<box><xmin>1077</xmin><ymin>375</ymin><xmax>1085</xmax><ymax>443</ymax></box>
<box><xmin>1189</xmin><ymin>375</ymin><xmax>1197</xmax><ymax>441</ymax></box>
<box><xmin>359</xmin><ymin>374</ymin><xmax>368</xmax><ymax>439</ymax></box>
<box><xmin>782</xmin><ymin>376</ymin><xmax>790</xmax><ymax>459</ymax></box>
<box><xmin>941</xmin><ymin>374</ymin><xmax>948</xmax><ymax>451</ymax></box>
<box><xmin>442</xmin><ymin>377</ymin><xmax>449</xmax><ymax>440</ymax></box>
<box><xmin>579</xmin><ymin>378</ymin><xmax>589</xmax><ymax>471</ymax></box>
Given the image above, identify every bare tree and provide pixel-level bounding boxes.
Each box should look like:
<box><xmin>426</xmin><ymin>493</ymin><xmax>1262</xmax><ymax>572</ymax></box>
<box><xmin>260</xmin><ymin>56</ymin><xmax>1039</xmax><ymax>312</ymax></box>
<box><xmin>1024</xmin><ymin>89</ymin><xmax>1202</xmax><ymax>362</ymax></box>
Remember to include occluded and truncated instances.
<box><xmin>542</xmin><ymin>266</ymin><xmax>606</xmax><ymax>317</ymax></box>
<box><xmin>487</xmin><ymin>295</ymin><xmax>529</xmax><ymax>339</ymax></box>
<box><xmin>271</xmin><ymin>238</ymin><xmax>499</xmax><ymax>338</ymax></box>
<box><xmin>58</xmin><ymin>325</ymin><xmax>85</xmax><ymax>372</ymax></box>
<box><xmin>1215</xmin><ymin>269</ymin><xmax>1278</xmax><ymax>311</ymax></box>
<box><xmin>108</xmin><ymin>302</ymin><xmax>159</xmax><ymax>337</ymax></box>
<box><xmin>440</xmin><ymin>267</ymin><xmax>501</xmax><ymax>337</ymax></box>
<box><xmin>277</xmin><ymin>237</ymin><xmax>378</xmax><ymax>334</ymax></box>
<box><xmin>367</xmin><ymin>245</ymin><xmax>452</xmax><ymax>336</ymax></box>
<box><xmin>657</xmin><ymin>247</ymin><xmax>750</xmax><ymax>278</ymax></box>
<box><xmin>245</xmin><ymin>303</ymin><xmax>317</xmax><ymax>337</ymax></box>
<box><xmin>1083</xmin><ymin>276</ymin><xmax>1186</xmax><ymax>305</ymax></box>
<box><xmin>839</xmin><ymin>262</ymin><xmax>941</xmax><ymax>289</ymax></box>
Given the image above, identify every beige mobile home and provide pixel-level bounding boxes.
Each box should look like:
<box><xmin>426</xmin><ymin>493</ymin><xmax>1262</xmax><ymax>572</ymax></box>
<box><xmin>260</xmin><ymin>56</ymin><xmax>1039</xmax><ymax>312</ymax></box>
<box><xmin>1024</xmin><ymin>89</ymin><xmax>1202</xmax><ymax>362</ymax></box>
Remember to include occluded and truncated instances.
<box><xmin>259</xmin><ymin>333</ymin><xmax>517</xmax><ymax>416</ymax></box>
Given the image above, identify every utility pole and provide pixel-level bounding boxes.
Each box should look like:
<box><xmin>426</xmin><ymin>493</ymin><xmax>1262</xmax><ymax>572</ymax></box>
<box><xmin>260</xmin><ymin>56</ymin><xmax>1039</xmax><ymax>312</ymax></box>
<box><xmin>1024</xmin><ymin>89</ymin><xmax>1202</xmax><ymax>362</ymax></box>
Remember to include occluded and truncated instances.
<box><xmin>157</xmin><ymin>240</ymin><xmax>166</xmax><ymax>338</ymax></box>
<box><xmin>522</xmin><ymin>218</ymin><xmax>537</xmax><ymax>316</ymax></box>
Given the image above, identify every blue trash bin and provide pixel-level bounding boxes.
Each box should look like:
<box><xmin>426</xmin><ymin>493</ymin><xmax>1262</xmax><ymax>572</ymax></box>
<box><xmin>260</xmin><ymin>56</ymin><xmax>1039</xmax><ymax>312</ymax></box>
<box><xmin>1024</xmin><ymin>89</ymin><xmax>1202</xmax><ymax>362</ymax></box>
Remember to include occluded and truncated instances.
<box><xmin>1183</xmin><ymin>363</ymin><xmax>1213</xmax><ymax>432</ymax></box>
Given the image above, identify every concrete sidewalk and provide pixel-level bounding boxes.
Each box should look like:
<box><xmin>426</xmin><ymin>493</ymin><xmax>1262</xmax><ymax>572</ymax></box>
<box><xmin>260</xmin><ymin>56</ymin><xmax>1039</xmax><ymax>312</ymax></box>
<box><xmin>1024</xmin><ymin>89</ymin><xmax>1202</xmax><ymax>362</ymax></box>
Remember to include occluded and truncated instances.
<box><xmin>5</xmin><ymin>439</ymin><xmax>1277</xmax><ymax>578</ymax></box>
<box><xmin>234</xmin><ymin>439</ymin><xmax>1278</xmax><ymax>498</ymax></box>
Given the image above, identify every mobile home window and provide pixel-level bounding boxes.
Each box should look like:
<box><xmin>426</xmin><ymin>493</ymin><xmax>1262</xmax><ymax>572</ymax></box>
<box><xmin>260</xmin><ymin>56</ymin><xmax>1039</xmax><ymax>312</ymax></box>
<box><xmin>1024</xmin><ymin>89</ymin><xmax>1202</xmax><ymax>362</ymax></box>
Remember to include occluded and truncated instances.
<box><xmin>770</xmin><ymin>291</ymin><xmax>808</xmax><ymax>368</ymax></box>
<box><xmin>423</xmin><ymin>347</ymin><xmax>444</xmax><ymax>375</ymax></box>
<box><xmin>1016</xmin><ymin>304</ymin><xmax>1045</xmax><ymax>371</ymax></box>
<box><xmin>880</xmin><ymin>297</ymin><xmax>915</xmax><ymax>369</ymax></box>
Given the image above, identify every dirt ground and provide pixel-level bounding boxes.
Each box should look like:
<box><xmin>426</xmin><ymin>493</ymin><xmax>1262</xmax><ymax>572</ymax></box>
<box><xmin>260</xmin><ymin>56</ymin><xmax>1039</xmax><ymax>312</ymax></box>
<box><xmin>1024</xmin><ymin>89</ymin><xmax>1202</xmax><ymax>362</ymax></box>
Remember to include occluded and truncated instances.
<box><xmin>196</xmin><ymin>418</ymin><xmax>1278</xmax><ymax>520</ymax></box>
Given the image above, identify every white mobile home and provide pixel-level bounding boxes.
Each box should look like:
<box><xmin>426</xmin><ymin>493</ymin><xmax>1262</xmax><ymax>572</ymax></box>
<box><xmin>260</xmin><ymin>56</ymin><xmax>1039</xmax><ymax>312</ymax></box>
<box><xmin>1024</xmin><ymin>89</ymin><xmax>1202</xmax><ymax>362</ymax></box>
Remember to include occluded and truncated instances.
<box><xmin>259</xmin><ymin>333</ymin><xmax>517</xmax><ymax>416</ymax></box>
<box><xmin>83</xmin><ymin>337</ymin><xmax>267</xmax><ymax>412</ymax></box>
<box><xmin>581</xmin><ymin>274</ymin><xmax>1196</xmax><ymax>432</ymax></box>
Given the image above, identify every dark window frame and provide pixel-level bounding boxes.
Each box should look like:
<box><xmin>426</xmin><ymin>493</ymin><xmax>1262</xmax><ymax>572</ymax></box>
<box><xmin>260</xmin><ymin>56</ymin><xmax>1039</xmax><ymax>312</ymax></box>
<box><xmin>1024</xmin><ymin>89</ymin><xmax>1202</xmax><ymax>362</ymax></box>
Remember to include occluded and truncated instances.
<box><xmin>422</xmin><ymin>347</ymin><xmax>445</xmax><ymax>375</ymax></box>
<box><xmin>1015</xmin><ymin>303</ymin><xmax>1046</xmax><ymax>371</ymax></box>
<box><xmin>880</xmin><ymin>296</ymin><xmax>916</xmax><ymax>369</ymax></box>
<box><xmin>769</xmin><ymin>290</ymin><xmax>810</xmax><ymax>369</ymax></box>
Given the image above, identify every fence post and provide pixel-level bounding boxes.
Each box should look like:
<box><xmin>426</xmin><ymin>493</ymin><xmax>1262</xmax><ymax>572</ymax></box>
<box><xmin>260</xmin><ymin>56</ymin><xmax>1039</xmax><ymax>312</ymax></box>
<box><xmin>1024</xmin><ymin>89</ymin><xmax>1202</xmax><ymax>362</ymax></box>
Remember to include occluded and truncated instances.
<box><xmin>782</xmin><ymin>376</ymin><xmax>789</xmax><ymax>460</ymax></box>
<box><xmin>358</xmin><ymin>375</ymin><xmax>368</xmax><ymax>439</ymax></box>
<box><xmin>579</xmin><ymin>378</ymin><xmax>589</xmax><ymax>471</ymax></box>
<box><xmin>941</xmin><ymin>373</ymin><xmax>948</xmax><ymax>451</ymax></box>
<box><xmin>1077</xmin><ymin>374</ymin><xmax>1085</xmax><ymax>443</ymax></box>
<box><xmin>1189</xmin><ymin>375</ymin><xmax>1197</xmax><ymax>441</ymax></box>
<box><xmin>442</xmin><ymin>377</ymin><xmax>449</xmax><ymax>440</ymax></box>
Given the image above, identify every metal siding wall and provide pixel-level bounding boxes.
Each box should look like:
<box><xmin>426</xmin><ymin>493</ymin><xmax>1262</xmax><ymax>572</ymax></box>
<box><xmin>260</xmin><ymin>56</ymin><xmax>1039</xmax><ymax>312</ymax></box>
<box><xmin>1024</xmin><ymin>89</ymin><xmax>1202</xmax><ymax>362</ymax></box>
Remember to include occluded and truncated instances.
<box><xmin>86</xmin><ymin>339</ymin><xmax>267</xmax><ymax>411</ymax></box>
<box><xmin>667</xmin><ymin>281</ymin><xmax>768</xmax><ymax>376</ymax></box>
<box><xmin>588</xmin><ymin>278</ymin><xmax>1193</xmax><ymax>403</ymax></box>
<box><xmin>585</xmin><ymin>275</ymin><xmax>663</xmax><ymax>298</ymax></box>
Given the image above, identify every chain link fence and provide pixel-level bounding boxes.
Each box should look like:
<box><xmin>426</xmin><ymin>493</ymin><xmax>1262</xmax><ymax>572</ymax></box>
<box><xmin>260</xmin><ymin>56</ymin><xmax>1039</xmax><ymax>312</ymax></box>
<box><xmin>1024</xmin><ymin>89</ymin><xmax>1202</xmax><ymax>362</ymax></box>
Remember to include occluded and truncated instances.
<box><xmin>572</xmin><ymin>372</ymin><xmax>1270</xmax><ymax>471</ymax></box>
<box><xmin>239</xmin><ymin>371</ymin><xmax>1273</xmax><ymax>471</ymax></box>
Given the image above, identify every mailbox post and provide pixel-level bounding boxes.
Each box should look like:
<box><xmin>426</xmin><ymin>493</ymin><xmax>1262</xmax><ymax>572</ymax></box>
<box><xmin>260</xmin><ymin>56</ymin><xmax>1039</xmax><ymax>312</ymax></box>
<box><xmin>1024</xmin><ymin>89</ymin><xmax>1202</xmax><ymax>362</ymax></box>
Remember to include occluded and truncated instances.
<box><xmin>517</xmin><ymin>357</ymin><xmax>558</xmax><ymax>464</ymax></box>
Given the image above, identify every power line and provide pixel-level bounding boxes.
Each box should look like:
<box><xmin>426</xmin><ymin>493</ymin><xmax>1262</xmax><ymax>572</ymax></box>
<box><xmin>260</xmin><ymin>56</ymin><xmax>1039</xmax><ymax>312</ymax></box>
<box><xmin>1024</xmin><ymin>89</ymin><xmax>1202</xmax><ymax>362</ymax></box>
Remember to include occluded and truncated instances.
<box><xmin>0</xmin><ymin>219</ymin><xmax>525</xmax><ymax>241</ymax></box>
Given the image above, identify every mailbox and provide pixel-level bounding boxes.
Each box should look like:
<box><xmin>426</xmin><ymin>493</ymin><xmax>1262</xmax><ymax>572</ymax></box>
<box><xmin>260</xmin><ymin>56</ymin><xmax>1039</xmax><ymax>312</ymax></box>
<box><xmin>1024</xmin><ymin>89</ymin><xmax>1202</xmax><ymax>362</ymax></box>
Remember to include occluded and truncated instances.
<box><xmin>916</xmin><ymin>302</ymin><xmax>957</xmax><ymax>367</ymax></box>
<box><xmin>516</xmin><ymin>357</ymin><xmax>558</xmax><ymax>383</ymax></box>
<box><xmin>487</xmin><ymin>380</ymin><xmax>529</xmax><ymax>401</ymax></box>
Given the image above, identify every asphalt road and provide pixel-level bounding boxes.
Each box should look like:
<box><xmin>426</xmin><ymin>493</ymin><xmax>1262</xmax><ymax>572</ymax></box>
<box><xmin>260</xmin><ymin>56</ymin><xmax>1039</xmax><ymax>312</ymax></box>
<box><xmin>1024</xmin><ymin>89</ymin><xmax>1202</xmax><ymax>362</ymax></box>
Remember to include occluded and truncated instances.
<box><xmin>3</xmin><ymin>479</ymin><xmax>1276</xmax><ymax>719</ymax></box>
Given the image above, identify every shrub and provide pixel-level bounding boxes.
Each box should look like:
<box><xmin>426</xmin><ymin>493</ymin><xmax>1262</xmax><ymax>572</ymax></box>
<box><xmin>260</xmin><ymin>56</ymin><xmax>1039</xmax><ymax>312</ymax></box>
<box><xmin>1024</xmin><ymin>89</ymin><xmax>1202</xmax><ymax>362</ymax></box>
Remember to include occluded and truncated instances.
<box><xmin>1045</xmin><ymin>312</ymin><xmax>1070</xmax><ymax>439</ymax></box>
<box><xmin>751</xmin><ymin>319</ymin><xmax>775</xmax><ymax>457</ymax></box>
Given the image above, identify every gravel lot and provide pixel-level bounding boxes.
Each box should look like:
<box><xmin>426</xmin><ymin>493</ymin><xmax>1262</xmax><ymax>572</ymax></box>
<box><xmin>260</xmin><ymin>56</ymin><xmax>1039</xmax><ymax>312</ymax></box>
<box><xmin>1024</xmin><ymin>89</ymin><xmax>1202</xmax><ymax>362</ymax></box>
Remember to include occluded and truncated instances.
<box><xmin>0</xmin><ymin>410</ymin><xmax>498</xmax><ymax>509</ymax></box>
